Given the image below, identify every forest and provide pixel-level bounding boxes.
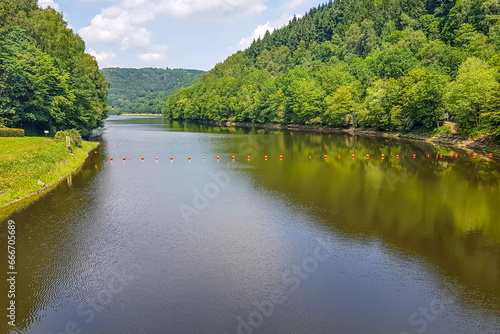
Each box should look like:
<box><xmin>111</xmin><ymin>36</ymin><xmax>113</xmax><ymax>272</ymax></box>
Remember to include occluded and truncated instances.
<box><xmin>101</xmin><ymin>68</ymin><xmax>203</xmax><ymax>115</ymax></box>
<box><xmin>0</xmin><ymin>0</ymin><xmax>108</xmax><ymax>136</ymax></box>
<box><xmin>164</xmin><ymin>0</ymin><xmax>500</xmax><ymax>139</ymax></box>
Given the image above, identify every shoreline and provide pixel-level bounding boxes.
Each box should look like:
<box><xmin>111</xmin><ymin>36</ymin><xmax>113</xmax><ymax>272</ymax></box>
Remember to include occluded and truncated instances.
<box><xmin>182</xmin><ymin>119</ymin><xmax>500</xmax><ymax>155</ymax></box>
<box><xmin>0</xmin><ymin>141</ymin><xmax>100</xmax><ymax>213</ymax></box>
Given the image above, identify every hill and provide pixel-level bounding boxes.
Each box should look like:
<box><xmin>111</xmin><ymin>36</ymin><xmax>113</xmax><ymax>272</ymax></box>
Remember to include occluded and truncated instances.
<box><xmin>101</xmin><ymin>68</ymin><xmax>204</xmax><ymax>115</ymax></box>
<box><xmin>164</xmin><ymin>0</ymin><xmax>500</xmax><ymax>139</ymax></box>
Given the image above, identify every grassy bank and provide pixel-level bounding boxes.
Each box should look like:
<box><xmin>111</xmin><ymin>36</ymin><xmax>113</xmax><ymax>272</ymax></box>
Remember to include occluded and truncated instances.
<box><xmin>0</xmin><ymin>137</ymin><xmax>97</xmax><ymax>208</ymax></box>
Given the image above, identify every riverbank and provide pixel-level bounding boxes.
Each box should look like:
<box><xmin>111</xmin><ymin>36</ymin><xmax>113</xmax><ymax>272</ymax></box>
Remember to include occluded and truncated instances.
<box><xmin>182</xmin><ymin>119</ymin><xmax>500</xmax><ymax>155</ymax></box>
<box><xmin>0</xmin><ymin>137</ymin><xmax>98</xmax><ymax>208</ymax></box>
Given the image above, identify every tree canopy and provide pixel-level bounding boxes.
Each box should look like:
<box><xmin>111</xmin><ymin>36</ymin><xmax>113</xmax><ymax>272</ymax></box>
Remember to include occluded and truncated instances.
<box><xmin>164</xmin><ymin>0</ymin><xmax>500</xmax><ymax>139</ymax></box>
<box><xmin>0</xmin><ymin>0</ymin><xmax>108</xmax><ymax>136</ymax></box>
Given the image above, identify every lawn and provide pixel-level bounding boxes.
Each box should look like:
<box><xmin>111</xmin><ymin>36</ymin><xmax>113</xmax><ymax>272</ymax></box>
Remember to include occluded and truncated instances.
<box><xmin>0</xmin><ymin>137</ymin><xmax>97</xmax><ymax>208</ymax></box>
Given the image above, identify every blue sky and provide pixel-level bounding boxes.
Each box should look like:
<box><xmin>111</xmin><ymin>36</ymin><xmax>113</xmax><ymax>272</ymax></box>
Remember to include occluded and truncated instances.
<box><xmin>38</xmin><ymin>0</ymin><xmax>325</xmax><ymax>71</ymax></box>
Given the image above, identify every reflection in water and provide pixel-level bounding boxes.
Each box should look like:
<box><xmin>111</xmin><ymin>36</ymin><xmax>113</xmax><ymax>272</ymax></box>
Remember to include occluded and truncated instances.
<box><xmin>1</xmin><ymin>116</ymin><xmax>499</xmax><ymax>334</ymax></box>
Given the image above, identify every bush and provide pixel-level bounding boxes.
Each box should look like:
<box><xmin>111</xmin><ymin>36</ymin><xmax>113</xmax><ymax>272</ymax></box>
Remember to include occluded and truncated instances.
<box><xmin>55</xmin><ymin>129</ymin><xmax>82</xmax><ymax>147</ymax></box>
<box><xmin>0</xmin><ymin>127</ymin><xmax>25</xmax><ymax>137</ymax></box>
<box><xmin>434</xmin><ymin>125</ymin><xmax>453</xmax><ymax>135</ymax></box>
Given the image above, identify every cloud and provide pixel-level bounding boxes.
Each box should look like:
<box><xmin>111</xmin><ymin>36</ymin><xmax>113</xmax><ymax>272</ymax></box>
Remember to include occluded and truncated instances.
<box><xmin>237</xmin><ymin>14</ymin><xmax>302</xmax><ymax>50</ymax></box>
<box><xmin>88</xmin><ymin>48</ymin><xmax>118</xmax><ymax>67</ymax></box>
<box><xmin>38</xmin><ymin>0</ymin><xmax>60</xmax><ymax>11</ymax></box>
<box><xmin>138</xmin><ymin>52</ymin><xmax>166</xmax><ymax>63</ymax></box>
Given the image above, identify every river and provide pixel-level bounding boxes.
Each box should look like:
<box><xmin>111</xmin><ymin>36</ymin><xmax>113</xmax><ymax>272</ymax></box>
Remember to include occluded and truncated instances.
<box><xmin>1</xmin><ymin>116</ymin><xmax>500</xmax><ymax>333</ymax></box>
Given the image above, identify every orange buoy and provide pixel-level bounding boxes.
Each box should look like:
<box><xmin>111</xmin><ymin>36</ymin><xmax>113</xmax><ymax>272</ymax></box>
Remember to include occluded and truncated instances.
<box><xmin>413</xmin><ymin>154</ymin><xmax>416</xmax><ymax>159</ymax></box>
<box><xmin>280</xmin><ymin>155</ymin><xmax>283</xmax><ymax>160</ymax></box>
<box><xmin>156</xmin><ymin>157</ymin><xmax>158</xmax><ymax>161</ymax></box>
<box><xmin>381</xmin><ymin>154</ymin><xmax>385</xmax><ymax>159</ymax></box>
<box><xmin>94</xmin><ymin>151</ymin><xmax>97</xmax><ymax>154</ymax></box>
<box><xmin>490</xmin><ymin>153</ymin><xmax>493</xmax><ymax>158</ymax></box>
<box><xmin>338</xmin><ymin>155</ymin><xmax>341</xmax><ymax>159</ymax></box>
<box><xmin>455</xmin><ymin>154</ymin><xmax>458</xmax><ymax>158</ymax></box>
<box><xmin>473</xmin><ymin>153</ymin><xmax>477</xmax><ymax>158</ymax></box>
<box><xmin>232</xmin><ymin>156</ymin><xmax>235</xmax><ymax>161</ymax></box>
<box><xmin>265</xmin><ymin>156</ymin><xmax>268</xmax><ymax>160</ymax></box>
<box><xmin>352</xmin><ymin>155</ymin><xmax>355</xmax><ymax>159</ymax></box>
<box><xmin>366</xmin><ymin>154</ymin><xmax>370</xmax><ymax>159</ymax></box>
<box><xmin>427</xmin><ymin>154</ymin><xmax>430</xmax><ymax>158</ymax></box>
<box><xmin>110</xmin><ymin>157</ymin><xmax>113</xmax><ymax>161</ymax></box>
<box><xmin>95</xmin><ymin>164</ymin><xmax>98</xmax><ymax>169</ymax></box>
<box><xmin>123</xmin><ymin>157</ymin><xmax>126</xmax><ymax>161</ymax></box>
<box><xmin>309</xmin><ymin>156</ymin><xmax>312</xmax><ymax>159</ymax></box>
<box><xmin>396</xmin><ymin>155</ymin><xmax>399</xmax><ymax>159</ymax></box>
<box><xmin>439</xmin><ymin>154</ymin><xmax>443</xmax><ymax>158</ymax></box>
<box><xmin>170</xmin><ymin>157</ymin><xmax>173</xmax><ymax>161</ymax></box>
<box><xmin>204</xmin><ymin>157</ymin><xmax>206</xmax><ymax>161</ymax></box>
<box><xmin>217</xmin><ymin>156</ymin><xmax>220</xmax><ymax>160</ymax></box>
<box><xmin>324</xmin><ymin>155</ymin><xmax>328</xmax><ymax>160</ymax></box>
<box><xmin>188</xmin><ymin>157</ymin><xmax>191</xmax><ymax>161</ymax></box>
<box><xmin>141</xmin><ymin>157</ymin><xmax>144</xmax><ymax>161</ymax></box>
<box><xmin>248</xmin><ymin>156</ymin><xmax>250</xmax><ymax>161</ymax></box>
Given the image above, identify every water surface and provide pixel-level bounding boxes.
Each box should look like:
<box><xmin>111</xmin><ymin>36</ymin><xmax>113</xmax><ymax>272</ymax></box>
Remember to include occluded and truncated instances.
<box><xmin>1</xmin><ymin>116</ymin><xmax>500</xmax><ymax>334</ymax></box>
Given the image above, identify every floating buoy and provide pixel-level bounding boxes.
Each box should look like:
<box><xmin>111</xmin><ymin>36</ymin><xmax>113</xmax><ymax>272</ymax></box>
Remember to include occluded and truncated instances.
<box><xmin>455</xmin><ymin>154</ymin><xmax>458</xmax><ymax>158</ymax></box>
<box><xmin>94</xmin><ymin>151</ymin><xmax>97</xmax><ymax>154</ymax></box>
<box><xmin>170</xmin><ymin>157</ymin><xmax>173</xmax><ymax>161</ymax></box>
<box><xmin>123</xmin><ymin>157</ymin><xmax>126</xmax><ymax>161</ymax></box>
<box><xmin>141</xmin><ymin>157</ymin><xmax>144</xmax><ymax>161</ymax></box>
<box><xmin>439</xmin><ymin>154</ymin><xmax>443</xmax><ymax>158</ymax></box>
<box><xmin>381</xmin><ymin>154</ymin><xmax>385</xmax><ymax>159</ymax></box>
<box><xmin>110</xmin><ymin>157</ymin><xmax>113</xmax><ymax>161</ymax></box>
<box><xmin>188</xmin><ymin>157</ymin><xmax>191</xmax><ymax>161</ymax></box>
<box><xmin>265</xmin><ymin>156</ymin><xmax>268</xmax><ymax>161</ymax></box>
<box><xmin>204</xmin><ymin>157</ymin><xmax>206</xmax><ymax>161</ymax></box>
<box><xmin>352</xmin><ymin>155</ymin><xmax>355</xmax><ymax>159</ymax></box>
<box><xmin>490</xmin><ymin>153</ymin><xmax>493</xmax><ymax>158</ymax></box>
<box><xmin>95</xmin><ymin>164</ymin><xmax>98</xmax><ymax>169</ymax></box>
<box><xmin>309</xmin><ymin>156</ymin><xmax>312</xmax><ymax>159</ymax></box>
<box><xmin>366</xmin><ymin>154</ymin><xmax>370</xmax><ymax>159</ymax></box>
<box><xmin>280</xmin><ymin>155</ymin><xmax>283</xmax><ymax>160</ymax></box>
<box><xmin>396</xmin><ymin>155</ymin><xmax>399</xmax><ymax>159</ymax></box>
<box><xmin>232</xmin><ymin>156</ymin><xmax>235</xmax><ymax>161</ymax></box>
<box><xmin>338</xmin><ymin>155</ymin><xmax>341</xmax><ymax>159</ymax></box>
<box><xmin>473</xmin><ymin>154</ymin><xmax>477</xmax><ymax>158</ymax></box>
<box><xmin>413</xmin><ymin>154</ymin><xmax>416</xmax><ymax>159</ymax></box>
<box><xmin>324</xmin><ymin>155</ymin><xmax>328</xmax><ymax>160</ymax></box>
<box><xmin>217</xmin><ymin>156</ymin><xmax>220</xmax><ymax>161</ymax></box>
<box><xmin>156</xmin><ymin>157</ymin><xmax>158</xmax><ymax>161</ymax></box>
<box><xmin>248</xmin><ymin>156</ymin><xmax>250</xmax><ymax>161</ymax></box>
<box><xmin>427</xmin><ymin>154</ymin><xmax>430</xmax><ymax>158</ymax></box>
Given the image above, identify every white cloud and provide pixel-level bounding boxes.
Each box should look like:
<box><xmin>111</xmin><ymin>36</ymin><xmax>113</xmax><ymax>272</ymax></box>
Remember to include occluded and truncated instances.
<box><xmin>88</xmin><ymin>48</ymin><xmax>118</xmax><ymax>67</ymax></box>
<box><xmin>38</xmin><ymin>0</ymin><xmax>60</xmax><ymax>11</ymax></box>
<box><xmin>237</xmin><ymin>14</ymin><xmax>302</xmax><ymax>50</ymax></box>
<box><xmin>138</xmin><ymin>52</ymin><xmax>166</xmax><ymax>63</ymax></box>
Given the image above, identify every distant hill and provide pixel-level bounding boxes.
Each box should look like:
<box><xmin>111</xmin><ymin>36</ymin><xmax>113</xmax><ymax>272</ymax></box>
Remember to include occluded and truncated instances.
<box><xmin>101</xmin><ymin>68</ymin><xmax>204</xmax><ymax>114</ymax></box>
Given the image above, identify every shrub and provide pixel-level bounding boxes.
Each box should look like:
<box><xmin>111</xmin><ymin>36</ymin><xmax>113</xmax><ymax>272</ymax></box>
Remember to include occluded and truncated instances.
<box><xmin>55</xmin><ymin>129</ymin><xmax>82</xmax><ymax>147</ymax></box>
<box><xmin>0</xmin><ymin>127</ymin><xmax>25</xmax><ymax>137</ymax></box>
<box><xmin>434</xmin><ymin>125</ymin><xmax>453</xmax><ymax>135</ymax></box>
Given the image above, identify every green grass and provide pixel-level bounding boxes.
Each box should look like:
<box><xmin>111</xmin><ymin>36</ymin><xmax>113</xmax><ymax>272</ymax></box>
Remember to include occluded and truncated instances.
<box><xmin>0</xmin><ymin>137</ymin><xmax>97</xmax><ymax>208</ymax></box>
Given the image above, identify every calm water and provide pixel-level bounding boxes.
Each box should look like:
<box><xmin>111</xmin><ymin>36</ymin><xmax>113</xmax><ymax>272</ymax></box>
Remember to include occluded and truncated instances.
<box><xmin>1</xmin><ymin>116</ymin><xmax>500</xmax><ymax>334</ymax></box>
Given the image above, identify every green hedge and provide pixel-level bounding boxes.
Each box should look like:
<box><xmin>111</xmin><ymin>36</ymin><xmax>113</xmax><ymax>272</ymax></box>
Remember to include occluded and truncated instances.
<box><xmin>0</xmin><ymin>127</ymin><xmax>25</xmax><ymax>137</ymax></box>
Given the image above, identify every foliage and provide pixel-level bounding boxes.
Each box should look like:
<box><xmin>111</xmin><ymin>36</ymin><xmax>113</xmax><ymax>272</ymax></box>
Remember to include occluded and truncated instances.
<box><xmin>0</xmin><ymin>1</ymin><xmax>108</xmax><ymax>136</ymax></box>
<box><xmin>0</xmin><ymin>126</ymin><xmax>24</xmax><ymax>137</ymax></box>
<box><xmin>54</xmin><ymin>129</ymin><xmax>82</xmax><ymax>147</ymax></box>
<box><xmin>100</xmin><ymin>68</ymin><xmax>203</xmax><ymax>115</ymax></box>
<box><xmin>163</xmin><ymin>0</ymin><xmax>500</xmax><ymax>139</ymax></box>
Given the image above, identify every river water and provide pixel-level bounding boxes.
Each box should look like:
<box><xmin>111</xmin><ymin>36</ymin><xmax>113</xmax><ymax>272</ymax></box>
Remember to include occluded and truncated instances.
<box><xmin>1</xmin><ymin>116</ymin><xmax>500</xmax><ymax>333</ymax></box>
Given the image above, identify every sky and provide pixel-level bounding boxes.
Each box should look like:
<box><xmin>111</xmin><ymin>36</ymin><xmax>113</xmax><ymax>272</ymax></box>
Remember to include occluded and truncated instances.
<box><xmin>37</xmin><ymin>0</ymin><xmax>326</xmax><ymax>71</ymax></box>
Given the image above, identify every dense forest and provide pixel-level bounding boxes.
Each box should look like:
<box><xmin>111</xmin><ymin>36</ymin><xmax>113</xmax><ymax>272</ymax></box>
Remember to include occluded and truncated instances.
<box><xmin>164</xmin><ymin>0</ymin><xmax>500</xmax><ymax>139</ymax></box>
<box><xmin>101</xmin><ymin>68</ymin><xmax>203</xmax><ymax>115</ymax></box>
<box><xmin>0</xmin><ymin>0</ymin><xmax>108</xmax><ymax>136</ymax></box>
